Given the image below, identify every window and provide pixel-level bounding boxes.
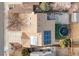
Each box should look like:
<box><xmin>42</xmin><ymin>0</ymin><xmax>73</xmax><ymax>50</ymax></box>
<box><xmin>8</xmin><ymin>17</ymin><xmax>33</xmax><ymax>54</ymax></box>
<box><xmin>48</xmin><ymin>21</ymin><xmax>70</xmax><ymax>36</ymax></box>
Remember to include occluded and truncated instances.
<box><xmin>30</xmin><ymin>36</ymin><xmax>37</xmax><ymax>45</ymax></box>
<box><xmin>76</xmin><ymin>13</ymin><xmax>79</xmax><ymax>22</ymax></box>
<box><xmin>47</xmin><ymin>13</ymin><xmax>55</xmax><ymax>20</ymax></box>
<box><xmin>44</xmin><ymin>31</ymin><xmax>51</xmax><ymax>45</ymax></box>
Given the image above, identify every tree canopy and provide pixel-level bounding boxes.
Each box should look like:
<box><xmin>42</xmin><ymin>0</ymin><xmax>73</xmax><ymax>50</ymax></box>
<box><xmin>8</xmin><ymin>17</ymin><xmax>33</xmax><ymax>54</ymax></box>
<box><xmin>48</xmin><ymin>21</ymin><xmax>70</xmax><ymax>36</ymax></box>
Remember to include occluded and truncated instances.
<box><xmin>40</xmin><ymin>2</ymin><xmax>50</xmax><ymax>12</ymax></box>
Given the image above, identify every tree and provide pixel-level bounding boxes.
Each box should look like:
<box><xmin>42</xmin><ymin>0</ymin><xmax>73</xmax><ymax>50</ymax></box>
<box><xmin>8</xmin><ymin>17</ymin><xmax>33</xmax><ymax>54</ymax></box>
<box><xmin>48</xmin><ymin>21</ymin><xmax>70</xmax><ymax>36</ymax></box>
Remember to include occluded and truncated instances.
<box><xmin>39</xmin><ymin>2</ymin><xmax>50</xmax><ymax>12</ymax></box>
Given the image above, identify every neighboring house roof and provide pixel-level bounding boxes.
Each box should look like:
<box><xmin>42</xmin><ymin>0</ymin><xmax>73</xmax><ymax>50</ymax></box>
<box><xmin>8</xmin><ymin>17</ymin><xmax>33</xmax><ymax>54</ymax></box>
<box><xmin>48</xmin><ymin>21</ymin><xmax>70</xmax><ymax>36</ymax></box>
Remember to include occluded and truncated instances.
<box><xmin>9</xmin><ymin>4</ymin><xmax>33</xmax><ymax>13</ymax></box>
<box><xmin>23</xmin><ymin>2</ymin><xmax>39</xmax><ymax>5</ymax></box>
<box><xmin>51</xmin><ymin>2</ymin><xmax>71</xmax><ymax>11</ymax></box>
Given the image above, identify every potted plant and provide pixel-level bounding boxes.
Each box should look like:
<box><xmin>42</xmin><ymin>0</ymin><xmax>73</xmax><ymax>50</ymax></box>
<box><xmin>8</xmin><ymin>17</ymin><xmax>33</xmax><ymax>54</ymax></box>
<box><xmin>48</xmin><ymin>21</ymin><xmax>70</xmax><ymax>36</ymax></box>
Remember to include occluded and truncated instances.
<box><xmin>59</xmin><ymin>38</ymin><xmax>71</xmax><ymax>48</ymax></box>
<box><xmin>21</xmin><ymin>48</ymin><xmax>31</xmax><ymax>56</ymax></box>
<box><xmin>39</xmin><ymin>2</ymin><xmax>50</xmax><ymax>12</ymax></box>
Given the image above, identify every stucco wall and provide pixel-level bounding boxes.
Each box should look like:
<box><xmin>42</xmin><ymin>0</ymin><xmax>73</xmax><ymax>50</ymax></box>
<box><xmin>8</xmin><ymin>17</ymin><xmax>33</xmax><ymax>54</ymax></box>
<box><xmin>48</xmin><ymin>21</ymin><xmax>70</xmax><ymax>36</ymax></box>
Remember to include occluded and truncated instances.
<box><xmin>37</xmin><ymin>13</ymin><xmax>55</xmax><ymax>46</ymax></box>
<box><xmin>72</xmin><ymin>47</ymin><xmax>79</xmax><ymax>56</ymax></box>
<box><xmin>70</xmin><ymin>23</ymin><xmax>79</xmax><ymax>56</ymax></box>
<box><xmin>21</xmin><ymin>12</ymin><xmax>38</xmax><ymax>47</ymax></box>
<box><xmin>71</xmin><ymin>23</ymin><xmax>79</xmax><ymax>41</ymax></box>
<box><xmin>55</xmin><ymin>13</ymin><xmax>69</xmax><ymax>24</ymax></box>
<box><xmin>20</xmin><ymin>12</ymin><xmax>37</xmax><ymax>35</ymax></box>
<box><xmin>56</xmin><ymin>47</ymin><xmax>69</xmax><ymax>56</ymax></box>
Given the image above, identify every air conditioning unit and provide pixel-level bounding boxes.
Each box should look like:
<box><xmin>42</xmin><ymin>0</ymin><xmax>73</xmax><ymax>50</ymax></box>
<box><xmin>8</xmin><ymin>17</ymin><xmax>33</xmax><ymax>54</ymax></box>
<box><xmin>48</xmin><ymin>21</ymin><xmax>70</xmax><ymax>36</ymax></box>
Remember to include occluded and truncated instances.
<box><xmin>71</xmin><ymin>13</ymin><xmax>79</xmax><ymax>23</ymax></box>
<box><xmin>71</xmin><ymin>13</ymin><xmax>77</xmax><ymax>22</ymax></box>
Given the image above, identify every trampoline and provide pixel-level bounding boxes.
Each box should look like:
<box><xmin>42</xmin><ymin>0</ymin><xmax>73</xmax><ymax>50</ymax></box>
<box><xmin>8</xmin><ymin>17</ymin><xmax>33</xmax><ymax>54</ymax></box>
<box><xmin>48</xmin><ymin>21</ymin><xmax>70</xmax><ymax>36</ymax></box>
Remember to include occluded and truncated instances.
<box><xmin>59</xmin><ymin>26</ymin><xmax>69</xmax><ymax>36</ymax></box>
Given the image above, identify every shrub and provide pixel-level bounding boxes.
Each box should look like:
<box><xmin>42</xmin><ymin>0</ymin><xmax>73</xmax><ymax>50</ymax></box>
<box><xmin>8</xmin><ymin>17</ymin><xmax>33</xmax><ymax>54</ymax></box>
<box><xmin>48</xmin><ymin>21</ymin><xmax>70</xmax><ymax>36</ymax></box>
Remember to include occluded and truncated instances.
<box><xmin>21</xmin><ymin>48</ymin><xmax>31</xmax><ymax>56</ymax></box>
<box><xmin>59</xmin><ymin>39</ymin><xmax>71</xmax><ymax>48</ymax></box>
<box><xmin>39</xmin><ymin>2</ymin><xmax>50</xmax><ymax>12</ymax></box>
